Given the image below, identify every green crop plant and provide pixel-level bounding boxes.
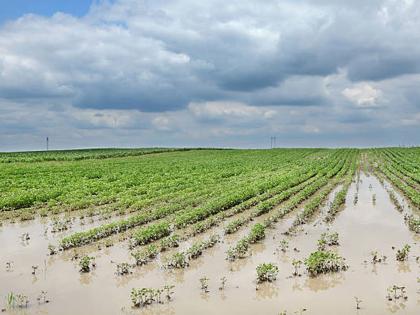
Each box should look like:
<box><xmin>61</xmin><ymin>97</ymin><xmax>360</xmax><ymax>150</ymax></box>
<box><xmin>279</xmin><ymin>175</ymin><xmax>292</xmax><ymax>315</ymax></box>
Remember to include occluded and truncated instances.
<box><xmin>159</xmin><ymin>234</ymin><xmax>180</xmax><ymax>251</ymax></box>
<box><xmin>317</xmin><ymin>231</ymin><xmax>339</xmax><ymax>251</ymax></box>
<box><xmin>116</xmin><ymin>262</ymin><xmax>132</xmax><ymax>275</ymax></box>
<box><xmin>248</xmin><ymin>223</ymin><xmax>266</xmax><ymax>243</ymax></box>
<box><xmin>131</xmin><ymin>244</ymin><xmax>158</xmax><ymax>266</ymax></box>
<box><xmin>130</xmin><ymin>284</ymin><xmax>175</xmax><ymax>308</ymax></box>
<box><xmin>396</xmin><ymin>244</ymin><xmax>410</xmax><ymax>261</ymax></box>
<box><xmin>304</xmin><ymin>250</ymin><xmax>348</xmax><ymax>277</ymax></box>
<box><xmin>256</xmin><ymin>263</ymin><xmax>279</xmax><ymax>283</ymax></box>
<box><xmin>166</xmin><ymin>252</ymin><xmax>189</xmax><ymax>269</ymax></box>
<box><xmin>79</xmin><ymin>256</ymin><xmax>95</xmax><ymax>273</ymax></box>
<box><xmin>226</xmin><ymin>238</ymin><xmax>249</xmax><ymax>261</ymax></box>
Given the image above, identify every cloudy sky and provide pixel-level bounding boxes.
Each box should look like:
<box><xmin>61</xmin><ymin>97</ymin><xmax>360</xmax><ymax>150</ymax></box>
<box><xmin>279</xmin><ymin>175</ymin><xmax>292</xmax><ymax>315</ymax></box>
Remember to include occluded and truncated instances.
<box><xmin>0</xmin><ymin>0</ymin><xmax>419</xmax><ymax>151</ymax></box>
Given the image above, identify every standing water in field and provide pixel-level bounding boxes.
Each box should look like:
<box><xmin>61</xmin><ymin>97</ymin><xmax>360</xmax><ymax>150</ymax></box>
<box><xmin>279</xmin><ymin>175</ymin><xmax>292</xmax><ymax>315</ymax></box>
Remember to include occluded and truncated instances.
<box><xmin>0</xmin><ymin>170</ymin><xmax>418</xmax><ymax>315</ymax></box>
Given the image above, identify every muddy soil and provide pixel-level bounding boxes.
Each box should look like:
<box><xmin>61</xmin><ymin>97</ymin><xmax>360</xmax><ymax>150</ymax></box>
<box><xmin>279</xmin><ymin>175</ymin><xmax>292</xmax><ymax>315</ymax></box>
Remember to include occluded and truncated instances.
<box><xmin>0</xmin><ymin>172</ymin><xmax>419</xmax><ymax>314</ymax></box>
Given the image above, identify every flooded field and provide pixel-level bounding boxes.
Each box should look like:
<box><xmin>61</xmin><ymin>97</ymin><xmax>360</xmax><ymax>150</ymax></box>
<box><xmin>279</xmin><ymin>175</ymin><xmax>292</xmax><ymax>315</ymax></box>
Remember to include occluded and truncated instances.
<box><xmin>0</xmin><ymin>148</ymin><xmax>419</xmax><ymax>314</ymax></box>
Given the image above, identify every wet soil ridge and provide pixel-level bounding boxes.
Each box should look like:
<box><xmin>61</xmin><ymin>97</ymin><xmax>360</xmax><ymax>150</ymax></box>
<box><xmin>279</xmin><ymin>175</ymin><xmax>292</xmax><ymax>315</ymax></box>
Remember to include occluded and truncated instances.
<box><xmin>0</xmin><ymin>148</ymin><xmax>419</xmax><ymax>315</ymax></box>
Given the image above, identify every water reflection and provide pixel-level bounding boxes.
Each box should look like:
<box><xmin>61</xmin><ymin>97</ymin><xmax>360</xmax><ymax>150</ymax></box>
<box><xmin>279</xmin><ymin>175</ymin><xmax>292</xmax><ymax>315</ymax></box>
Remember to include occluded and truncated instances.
<box><xmin>304</xmin><ymin>272</ymin><xmax>345</xmax><ymax>292</ymax></box>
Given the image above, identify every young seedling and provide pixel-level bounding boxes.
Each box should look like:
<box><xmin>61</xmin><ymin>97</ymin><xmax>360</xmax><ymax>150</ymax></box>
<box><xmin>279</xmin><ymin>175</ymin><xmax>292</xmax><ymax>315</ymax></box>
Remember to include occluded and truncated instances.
<box><xmin>31</xmin><ymin>265</ymin><xmax>38</xmax><ymax>275</ymax></box>
<box><xmin>292</xmin><ymin>259</ymin><xmax>303</xmax><ymax>277</ymax></box>
<box><xmin>15</xmin><ymin>294</ymin><xmax>29</xmax><ymax>308</ymax></box>
<box><xmin>48</xmin><ymin>244</ymin><xmax>57</xmax><ymax>256</ymax></box>
<box><xmin>370</xmin><ymin>251</ymin><xmax>387</xmax><ymax>264</ymax></box>
<box><xmin>37</xmin><ymin>291</ymin><xmax>49</xmax><ymax>304</ymax></box>
<box><xmin>164</xmin><ymin>285</ymin><xmax>175</xmax><ymax>301</ymax></box>
<box><xmin>353</xmin><ymin>194</ymin><xmax>358</xmax><ymax>205</ymax></box>
<box><xmin>6</xmin><ymin>292</ymin><xmax>16</xmax><ymax>309</ymax></box>
<box><xmin>279</xmin><ymin>239</ymin><xmax>289</xmax><ymax>253</ymax></box>
<box><xmin>200</xmin><ymin>277</ymin><xmax>210</xmax><ymax>293</ymax></box>
<box><xmin>372</xmin><ymin>194</ymin><xmax>376</xmax><ymax>205</ymax></box>
<box><xmin>317</xmin><ymin>238</ymin><xmax>327</xmax><ymax>251</ymax></box>
<box><xmin>219</xmin><ymin>276</ymin><xmax>227</xmax><ymax>290</ymax></box>
<box><xmin>354</xmin><ymin>296</ymin><xmax>362</xmax><ymax>310</ymax></box>
<box><xmin>386</xmin><ymin>285</ymin><xmax>408</xmax><ymax>301</ymax></box>
<box><xmin>396</xmin><ymin>244</ymin><xmax>410</xmax><ymax>261</ymax></box>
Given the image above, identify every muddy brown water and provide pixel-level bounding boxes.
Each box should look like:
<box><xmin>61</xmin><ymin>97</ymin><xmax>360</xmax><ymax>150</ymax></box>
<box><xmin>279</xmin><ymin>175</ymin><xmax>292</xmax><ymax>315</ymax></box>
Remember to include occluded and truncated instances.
<box><xmin>0</xmin><ymin>173</ymin><xmax>419</xmax><ymax>314</ymax></box>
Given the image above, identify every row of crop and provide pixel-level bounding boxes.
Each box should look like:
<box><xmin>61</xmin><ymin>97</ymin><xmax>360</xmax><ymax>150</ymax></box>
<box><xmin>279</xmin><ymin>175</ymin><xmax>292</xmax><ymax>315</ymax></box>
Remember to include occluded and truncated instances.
<box><xmin>175</xmin><ymin>150</ymin><xmax>351</xmax><ymax>230</ymax></box>
<box><xmin>226</xmin><ymin>152</ymin><xmax>354</xmax><ymax>261</ymax></box>
<box><xmin>187</xmin><ymin>157</ymin><xmax>341</xmax><ymax>237</ymax></box>
<box><xmin>2</xmin><ymin>148</ymin><xmax>313</xmax><ymax>213</ymax></box>
<box><xmin>0</xmin><ymin>148</ymin><xmax>188</xmax><ymax>163</ymax></box>
<box><xmin>382</xmin><ymin>149</ymin><xmax>420</xmax><ymax>184</ymax></box>
<box><xmin>324</xmin><ymin>155</ymin><xmax>358</xmax><ymax>222</ymax></box>
<box><xmin>376</xmin><ymin>162</ymin><xmax>420</xmax><ymax>208</ymax></box>
<box><xmin>96</xmin><ymin>150</ymin><xmax>350</xmax><ymax>269</ymax></box>
<box><xmin>59</xmin><ymin>150</ymin><xmax>348</xmax><ymax>249</ymax></box>
<box><xmin>59</xmin><ymin>158</ymin><xmax>312</xmax><ymax>248</ymax></box>
<box><xmin>59</xmin><ymin>173</ymin><xmax>263</xmax><ymax>249</ymax></box>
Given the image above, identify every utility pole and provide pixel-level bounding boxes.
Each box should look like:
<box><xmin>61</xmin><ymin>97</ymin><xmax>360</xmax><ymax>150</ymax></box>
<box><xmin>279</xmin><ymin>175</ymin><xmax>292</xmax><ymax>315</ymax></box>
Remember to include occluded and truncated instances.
<box><xmin>270</xmin><ymin>136</ymin><xmax>277</xmax><ymax>149</ymax></box>
<box><xmin>46</xmin><ymin>136</ymin><xmax>49</xmax><ymax>151</ymax></box>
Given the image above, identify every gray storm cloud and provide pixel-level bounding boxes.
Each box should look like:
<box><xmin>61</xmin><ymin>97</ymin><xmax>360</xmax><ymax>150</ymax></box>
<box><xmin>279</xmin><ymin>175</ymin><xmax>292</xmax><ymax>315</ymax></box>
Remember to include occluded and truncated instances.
<box><xmin>0</xmin><ymin>0</ymin><xmax>419</xmax><ymax>150</ymax></box>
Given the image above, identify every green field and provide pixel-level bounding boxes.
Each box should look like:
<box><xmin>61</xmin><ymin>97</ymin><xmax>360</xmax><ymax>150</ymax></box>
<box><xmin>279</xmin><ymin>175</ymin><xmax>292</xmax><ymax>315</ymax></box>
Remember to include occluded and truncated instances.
<box><xmin>0</xmin><ymin>148</ymin><xmax>419</xmax><ymax>314</ymax></box>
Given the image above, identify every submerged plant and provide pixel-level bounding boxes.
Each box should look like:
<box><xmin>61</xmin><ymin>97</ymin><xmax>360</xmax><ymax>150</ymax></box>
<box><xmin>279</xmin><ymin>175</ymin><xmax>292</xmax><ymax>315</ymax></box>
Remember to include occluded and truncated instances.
<box><xmin>199</xmin><ymin>277</ymin><xmax>209</xmax><ymax>292</ymax></box>
<box><xmin>21</xmin><ymin>233</ymin><xmax>30</xmax><ymax>241</ymax></box>
<box><xmin>386</xmin><ymin>285</ymin><xmax>407</xmax><ymax>301</ymax></box>
<box><xmin>166</xmin><ymin>252</ymin><xmax>189</xmax><ymax>269</ymax></box>
<box><xmin>31</xmin><ymin>265</ymin><xmax>38</xmax><ymax>275</ymax></box>
<box><xmin>304</xmin><ymin>250</ymin><xmax>348</xmax><ymax>277</ymax></box>
<box><xmin>354</xmin><ymin>296</ymin><xmax>362</xmax><ymax>310</ymax></box>
<box><xmin>292</xmin><ymin>259</ymin><xmax>303</xmax><ymax>277</ymax></box>
<box><xmin>5</xmin><ymin>261</ymin><xmax>13</xmax><ymax>272</ymax></box>
<box><xmin>256</xmin><ymin>263</ymin><xmax>279</xmax><ymax>283</ymax></box>
<box><xmin>130</xmin><ymin>286</ymin><xmax>174</xmax><ymax>308</ymax></box>
<box><xmin>317</xmin><ymin>238</ymin><xmax>327</xmax><ymax>251</ymax></box>
<box><xmin>370</xmin><ymin>251</ymin><xmax>387</xmax><ymax>264</ymax></box>
<box><xmin>37</xmin><ymin>291</ymin><xmax>49</xmax><ymax>304</ymax></box>
<box><xmin>79</xmin><ymin>256</ymin><xmax>95</xmax><ymax>273</ymax></box>
<box><xmin>396</xmin><ymin>244</ymin><xmax>410</xmax><ymax>261</ymax></box>
<box><xmin>248</xmin><ymin>223</ymin><xmax>266</xmax><ymax>243</ymax></box>
<box><xmin>116</xmin><ymin>262</ymin><xmax>132</xmax><ymax>275</ymax></box>
<box><xmin>226</xmin><ymin>238</ymin><xmax>249</xmax><ymax>261</ymax></box>
<box><xmin>219</xmin><ymin>276</ymin><xmax>227</xmax><ymax>290</ymax></box>
<box><xmin>48</xmin><ymin>244</ymin><xmax>57</xmax><ymax>256</ymax></box>
<box><xmin>159</xmin><ymin>234</ymin><xmax>180</xmax><ymax>251</ymax></box>
<box><xmin>131</xmin><ymin>244</ymin><xmax>158</xmax><ymax>266</ymax></box>
<box><xmin>5</xmin><ymin>292</ymin><xmax>29</xmax><ymax>309</ymax></box>
<box><xmin>279</xmin><ymin>239</ymin><xmax>289</xmax><ymax>253</ymax></box>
